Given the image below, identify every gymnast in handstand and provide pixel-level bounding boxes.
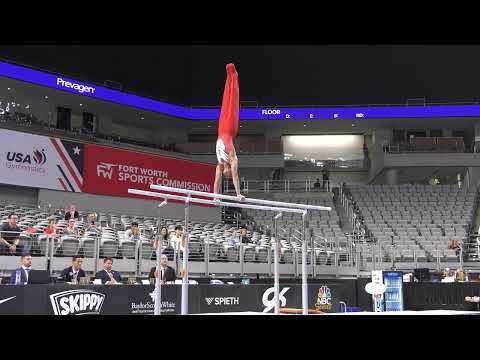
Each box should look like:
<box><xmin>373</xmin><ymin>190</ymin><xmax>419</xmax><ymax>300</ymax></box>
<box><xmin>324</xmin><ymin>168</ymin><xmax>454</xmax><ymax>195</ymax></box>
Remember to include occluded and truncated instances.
<box><xmin>214</xmin><ymin>63</ymin><xmax>245</xmax><ymax>201</ymax></box>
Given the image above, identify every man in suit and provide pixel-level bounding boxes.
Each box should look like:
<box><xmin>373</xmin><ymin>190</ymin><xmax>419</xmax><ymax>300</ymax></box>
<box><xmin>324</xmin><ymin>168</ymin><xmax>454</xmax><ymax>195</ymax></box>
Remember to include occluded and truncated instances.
<box><xmin>9</xmin><ymin>253</ymin><xmax>32</xmax><ymax>285</ymax></box>
<box><xmin>95</xmin><ymin>257</ymin><xmax>122</xmax><ymax>285</ymax></box>
<box><xmin>60</xmin><ymin>255</ymin><xmax>86</xmax><ymax>283</ymax></box>
<box><xmin>149</xmin><ymin>254</ymin><xmax>176</xmax><ymax>283</ymax></box>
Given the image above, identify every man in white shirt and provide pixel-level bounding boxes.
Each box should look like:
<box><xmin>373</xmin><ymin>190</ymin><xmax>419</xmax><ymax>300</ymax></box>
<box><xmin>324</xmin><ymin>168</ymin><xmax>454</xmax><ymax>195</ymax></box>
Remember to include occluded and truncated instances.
<box><xmin>149</xmin><ymin>254</ymin><xmax>176</xmax><ymax>283</ymax></box>
<box><xmin>125</xmin><ymin>222</ymin><xmax>141</xmax><ymax>242</ymax></box>
<box><xmin>170</xmin><ymin>225</ymin><xmax>184</xmax><ymax>252</ymax></box>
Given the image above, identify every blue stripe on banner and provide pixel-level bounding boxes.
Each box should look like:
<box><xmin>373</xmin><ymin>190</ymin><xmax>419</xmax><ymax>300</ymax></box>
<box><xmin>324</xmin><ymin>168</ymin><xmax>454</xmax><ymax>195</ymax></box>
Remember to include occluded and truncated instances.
<box><xmin>57</xmin><ymin>165</ymin><xmax>75</xmax><ymax>192</ymax></box>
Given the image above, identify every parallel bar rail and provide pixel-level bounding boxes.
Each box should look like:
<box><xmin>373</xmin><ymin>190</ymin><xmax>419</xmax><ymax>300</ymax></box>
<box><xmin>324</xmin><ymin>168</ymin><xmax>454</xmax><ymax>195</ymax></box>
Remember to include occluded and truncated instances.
<box><xmin>129</xmin><ymin>186</ymin><xmax>332</xmax><ymax>315</ymax></box>
<box><xmin>149</xmin><ymin>184</ymin><xmax>331</xmax><ymax>212</ymax></box>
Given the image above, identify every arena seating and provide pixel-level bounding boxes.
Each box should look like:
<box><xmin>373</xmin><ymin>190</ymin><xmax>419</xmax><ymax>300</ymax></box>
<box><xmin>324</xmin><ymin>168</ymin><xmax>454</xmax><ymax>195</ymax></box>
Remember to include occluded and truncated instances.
<box><xmin>0</xmin><ymin>196</ymin><xmax>354</xmax><ymax>275</ymax></box>
<box><xmin>347</xmin><ymin>184</ymin><xmax>477</xmax><ymax>262</ymax></box>
<box><xmin>241</xmin><ymin>196</ymin><xmax>352</xmax><ymax>265</ymax></box>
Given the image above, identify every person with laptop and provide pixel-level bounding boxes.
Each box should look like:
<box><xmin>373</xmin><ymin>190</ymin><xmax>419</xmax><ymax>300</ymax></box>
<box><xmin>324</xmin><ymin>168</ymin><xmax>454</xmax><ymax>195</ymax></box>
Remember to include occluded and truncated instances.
<box><xmin>60</xmin><ymin>255</ymin><xmax>86</xmax><ymax>284</ymax></box>
<box><xmin>9</xmin><ymin>253</ymin><xmax>32</xmax><ymax>285</ymax></box>
<box><xmin>95</xmin><ymin>257</ymin><xmax>122</xmax><ymax>285</ymax></box>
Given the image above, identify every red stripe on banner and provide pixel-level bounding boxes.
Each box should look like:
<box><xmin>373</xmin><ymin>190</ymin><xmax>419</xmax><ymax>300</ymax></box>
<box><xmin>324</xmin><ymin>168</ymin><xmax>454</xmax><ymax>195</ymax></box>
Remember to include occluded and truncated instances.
<box><xmin>58</xmin><ymin>178</ymin><xmax>69</xmax><ymax>192</ymax></box>
<box><xmin>50</xmin><ymin>138</ymin><xmax>82</xmax><ymax>190</ymax></box>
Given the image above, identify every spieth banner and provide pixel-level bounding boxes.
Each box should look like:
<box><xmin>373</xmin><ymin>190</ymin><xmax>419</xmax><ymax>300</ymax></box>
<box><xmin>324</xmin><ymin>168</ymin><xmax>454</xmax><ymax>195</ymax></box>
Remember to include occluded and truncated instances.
<box><xmin>0</xmin><ymin>129</ymin><xmax>84</xmax><ymax>192</ymax></box>
<box><xmin>82</xmin><ymin>144</ymin><xmax>215</xmax><ymax>200</ymax></box>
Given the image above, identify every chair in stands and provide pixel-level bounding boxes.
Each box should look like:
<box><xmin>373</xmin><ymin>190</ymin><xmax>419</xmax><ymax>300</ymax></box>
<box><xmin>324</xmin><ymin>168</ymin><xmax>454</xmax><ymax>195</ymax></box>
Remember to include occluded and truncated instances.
<box><xmin>60</xmin><ymin>235</ymin><xmax>80</xmax><ymax>256</ymax></box>
<box><xmin>139</xmin><ymin>237</ymin><xmax>153</xmax><ymax>260</ymax></box>
<box><xmin>316</xmin><ymin>250</ymin><xmax>329</xmax><ymax>265</ymax></box>
<box><xmin>243</xmin><ymin>245</ymin><xmax>256</xmax><ymax>262</ymax></box>
<box><xmin>255</xmin><ymin>246</ymin><xmax>268</xmax><ymax>263</ymax></box>
<box><xmin>100</xmin><ymin>230</ymin><xmax>119</xmax><ymax>258</ymax></box>
<box><xmin>118</xmin><ymin>233</ymin><xmax>135</xmax><ymax>259</ymax></box>
<box><xmin>37</xmin><ymin>234</ymin><xmax>60</xmax><ymax>256</ymax></box>
<box><xmin>205</xmin><ymin>240</ymin><xmax>219</xmax><ymax>261</ymax></box>
<box><xmin>281</xmin><ymin>247</ymin><xmax>293</xmax><ymax>264</ymax></box>
<box><xmin>444</xmin><ymin>249</ymin><xmax>459</xmax><ymax>262</ymax></box>
<box><xmin>18</xmin><ymin>233</ymin><xmax>35</xmax><ymax>254</ymax></box>
<box><xmin>224</xmin><ymin>244</ymin><xmax>239</xmax><ymax>262</ymax></box>
<box><xmin>188</xmin><ymin>236</ymin><xmax>203</xmax><ymax>261</ymax></box>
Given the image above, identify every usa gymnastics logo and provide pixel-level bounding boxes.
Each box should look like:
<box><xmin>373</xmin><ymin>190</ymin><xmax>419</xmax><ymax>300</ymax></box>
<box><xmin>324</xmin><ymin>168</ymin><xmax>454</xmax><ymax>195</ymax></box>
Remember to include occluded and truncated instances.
<box><xmin>315</xmin><ymin>286</ymin><xmax>333</xmax><ymax>311</ymax></box>
<box><xmin>6</xmin><ymin>149</ymin><xmax>47</xmax><ymax>165</ymax></box>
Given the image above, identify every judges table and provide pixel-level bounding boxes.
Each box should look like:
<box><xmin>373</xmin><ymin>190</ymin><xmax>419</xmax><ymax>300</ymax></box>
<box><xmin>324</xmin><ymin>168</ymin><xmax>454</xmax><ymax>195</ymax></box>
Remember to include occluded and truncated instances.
<box><xmin>1</xmin><ymin>281</ymin><xmax>479</xmax><ymax>315</ymax></box>
<box><xmin>0</xmin><ymin>281</ymin><xmax>357</xmax><ymax>315</ymax></box>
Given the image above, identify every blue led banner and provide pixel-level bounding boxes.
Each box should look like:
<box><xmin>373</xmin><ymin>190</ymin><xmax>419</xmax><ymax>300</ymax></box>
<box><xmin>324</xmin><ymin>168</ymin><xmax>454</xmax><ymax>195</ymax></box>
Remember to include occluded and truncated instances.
<box><xmin>2</xmin><ymin>60</ymin><xmax>480</xmax><ymax>121</ymax></box>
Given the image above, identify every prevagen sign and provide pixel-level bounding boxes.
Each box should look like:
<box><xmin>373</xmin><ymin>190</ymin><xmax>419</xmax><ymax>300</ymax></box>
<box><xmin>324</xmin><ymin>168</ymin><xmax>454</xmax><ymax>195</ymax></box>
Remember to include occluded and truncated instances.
<box><xmin>3</xmin><ymin>60</ymin><xmax>480</xmax><ymax>121</ymax></box>
<box><xmin>56</xmin><ymin>77</ymin><xmax>95</xmax><ymax>94</ymax></box>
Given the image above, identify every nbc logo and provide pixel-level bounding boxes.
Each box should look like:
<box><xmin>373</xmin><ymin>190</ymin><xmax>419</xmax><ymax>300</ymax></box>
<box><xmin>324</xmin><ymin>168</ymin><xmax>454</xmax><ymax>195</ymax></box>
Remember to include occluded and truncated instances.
<box><xmin>315</xmin><ymin>286</ymin><xmax>333</xmax><ymax>311</ymax></box>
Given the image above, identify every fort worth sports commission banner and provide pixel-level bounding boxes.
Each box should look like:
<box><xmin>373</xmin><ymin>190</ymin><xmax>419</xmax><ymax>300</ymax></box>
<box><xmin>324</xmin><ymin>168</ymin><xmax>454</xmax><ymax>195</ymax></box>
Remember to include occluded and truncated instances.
<box><xmin>0</xmin><ymin>129</ymin><xmax>84</xmax><ymax>192</ymax></box>
<box><xmin>0</xmin><ymin>129</ymin><xmax>215</xmax><ymax>199</ymax></box>
<box><xmin>82</xmin><ymin>143</ymin><xmax>215</xmax><ymax>199</ymax></box>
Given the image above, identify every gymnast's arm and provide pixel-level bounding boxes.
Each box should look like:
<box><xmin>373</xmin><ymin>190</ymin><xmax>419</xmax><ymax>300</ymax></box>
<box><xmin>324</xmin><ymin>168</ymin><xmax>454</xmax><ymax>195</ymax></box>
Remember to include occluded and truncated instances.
<box><xmin>230</xmin><ymin>155</ymin><xmax>244</xmax><ymax>200</ymax></box>
<box><xmin>214</xmin><ymin>164</ymin><xmax>223</xmax><ymax>194</ymax></box>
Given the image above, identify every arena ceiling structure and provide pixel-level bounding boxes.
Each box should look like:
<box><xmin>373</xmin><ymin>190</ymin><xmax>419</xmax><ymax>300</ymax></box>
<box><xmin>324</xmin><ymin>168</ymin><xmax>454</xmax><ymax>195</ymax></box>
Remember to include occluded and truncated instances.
<box><xmin>1</xmin><ymin>45</ymin><xmax>480</xmax><ymax>134</ymax></box>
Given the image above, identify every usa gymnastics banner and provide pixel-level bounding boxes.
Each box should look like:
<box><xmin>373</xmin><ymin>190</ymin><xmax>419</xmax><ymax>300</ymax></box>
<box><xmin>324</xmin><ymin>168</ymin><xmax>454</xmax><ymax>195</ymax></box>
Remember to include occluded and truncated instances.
<box><xmin>82</xmin><ymin>143</ymin><xmax>216</xmax><ymax>200</ymax></box>
<box><xmin>0</xmin><ymin>129</ymin><xmax>84</xmax><ymax>192</ymax></box>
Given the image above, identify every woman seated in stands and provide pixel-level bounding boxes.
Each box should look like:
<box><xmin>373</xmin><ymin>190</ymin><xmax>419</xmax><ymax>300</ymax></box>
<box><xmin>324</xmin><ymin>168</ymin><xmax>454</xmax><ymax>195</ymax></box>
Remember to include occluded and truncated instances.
<box><xmin>449</xmin><ymin>239</ymin><xmax>461</xmax><ymax>256</ymax></box>
<box><xmin>153</xmin><ymin>226</ymin><xmax>174</xmax><ymax>260</ymax></box>
<box><xmin>63</xmin><ymin>219</ymin><xmax>78</xmax><ymax>237</ymax></box>
<box><xmin>44</xmin><ymin>218</ymin><xmax>59</xmax><ymax>238</ymax></box>
<box><xmin>170</xmin><ymin>225</ymin><xmax>185</xmax><ymax>252</ymax></box>
<box><xmin>85</xmin><ymin>212</ymin><xmax>100</xmax><ymax>233</ymax></box>
<box><xmin>45</xmin><ymin>218</ymin><xmax>63</xmax><ymax>252</ymax></box>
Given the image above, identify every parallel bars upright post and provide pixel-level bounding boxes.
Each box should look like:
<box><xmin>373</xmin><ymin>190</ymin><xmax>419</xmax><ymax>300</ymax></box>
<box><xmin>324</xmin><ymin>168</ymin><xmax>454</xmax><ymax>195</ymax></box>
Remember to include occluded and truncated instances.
<box><xmin>128</xmin><ymin>186</ymin><xmax>330</xmax><ymax>316</ymax></box>
<box><xmin>154</xmin><ymin>200</ymin><xmax>168</xmax><ymax>316</ymax></box>
<box><xmin>181</xmin><ymin>197</ymin><xmax>190</xmax><ymax>315</ymax></box>
<box><xmin>273</xmin><ymin>212</ymin><xmax>282</xmax><ymax>315</ymax></box>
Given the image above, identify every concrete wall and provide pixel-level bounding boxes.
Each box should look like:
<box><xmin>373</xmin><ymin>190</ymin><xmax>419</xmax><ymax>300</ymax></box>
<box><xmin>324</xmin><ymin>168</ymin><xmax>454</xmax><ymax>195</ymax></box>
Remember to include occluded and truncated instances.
<box><xmin>0</xmin><ymin>185</ymin><xmax>38</xmax><ymax>206</ymax></box>
<box><xmin>468</xmin><ymin>167</ymin><xmax>480</xmax><ymax>188</ymax></box>
<box><xmin>368</xmin><ymin>144</ymin><xmax>386</xmax><ymax>183</ymax></box>
<box><xmin>285</xmin><ymin>170</ymin><xmax>369</xmax><ymax>185</ymax></box>
<box><xmin>384</xmin><ymin>153</ymin><xmax>480</xmax><ymax>167</ymax></box>
<box><xmin>189</xmin><ymin>154</ymin><xmax>285</xmax><ymax>168</ymax></box>
<box><xmin>37</xmin><ymin>189</ymin><xmax>221</xmax><ymax>222</ymax></box>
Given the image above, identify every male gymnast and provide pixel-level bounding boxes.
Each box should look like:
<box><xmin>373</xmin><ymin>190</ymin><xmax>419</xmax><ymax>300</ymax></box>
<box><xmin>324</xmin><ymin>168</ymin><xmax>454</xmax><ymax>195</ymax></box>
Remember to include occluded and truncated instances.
<box><xmin>213</xmin><ymin>63</ymin><xmax>245</xmax><ymax>201</ymax></box>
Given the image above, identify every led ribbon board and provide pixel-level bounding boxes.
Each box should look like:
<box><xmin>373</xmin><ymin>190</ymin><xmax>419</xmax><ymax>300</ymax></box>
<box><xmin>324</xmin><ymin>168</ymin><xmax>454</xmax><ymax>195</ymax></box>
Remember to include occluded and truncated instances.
<box><xmin>2</xmin><ymin>60</ymin><xmax>480</xmax><ymax>120</ymax></box>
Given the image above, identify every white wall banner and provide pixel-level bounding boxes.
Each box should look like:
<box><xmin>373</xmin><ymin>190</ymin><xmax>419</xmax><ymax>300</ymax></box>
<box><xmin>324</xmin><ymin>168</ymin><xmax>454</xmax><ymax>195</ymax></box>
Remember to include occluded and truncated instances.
<box><xmin>0</xmin><ymin>129</ymin><xmax>84</xmax><ymax>192</ymax></box>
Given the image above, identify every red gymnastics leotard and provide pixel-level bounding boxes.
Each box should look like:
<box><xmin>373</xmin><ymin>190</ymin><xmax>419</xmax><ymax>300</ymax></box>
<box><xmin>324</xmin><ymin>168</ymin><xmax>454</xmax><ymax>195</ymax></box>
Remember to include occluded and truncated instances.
<box><xmin>216</xmin><ymin>63</ymin><xmax>239</xmax><ymax>164</ymax></box>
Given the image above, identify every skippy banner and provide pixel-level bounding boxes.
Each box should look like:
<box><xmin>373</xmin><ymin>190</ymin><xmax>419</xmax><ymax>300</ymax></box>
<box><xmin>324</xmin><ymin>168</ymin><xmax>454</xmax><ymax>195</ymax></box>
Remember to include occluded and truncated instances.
<box><xmin>0</xmin><ymin>129</ymin><xmax>84</xmax><ymax>192</ymax></box>
<box><xmin>0</xmin><ymin>129</ymin><xmax>215</xmax><ymax>199</ymax></box>
<box><xmin>82</xmin><ymin>143</ymin><xmax>216</xmax><ymax>199</ymax></box>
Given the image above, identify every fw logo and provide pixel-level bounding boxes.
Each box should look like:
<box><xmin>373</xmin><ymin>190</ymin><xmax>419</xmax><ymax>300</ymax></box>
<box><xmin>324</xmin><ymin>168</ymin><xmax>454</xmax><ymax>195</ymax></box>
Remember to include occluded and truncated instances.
<box><xmin>97</xmin><ymin>162</ymin><xmax>115</xmax><ymax>179</ymax></box>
